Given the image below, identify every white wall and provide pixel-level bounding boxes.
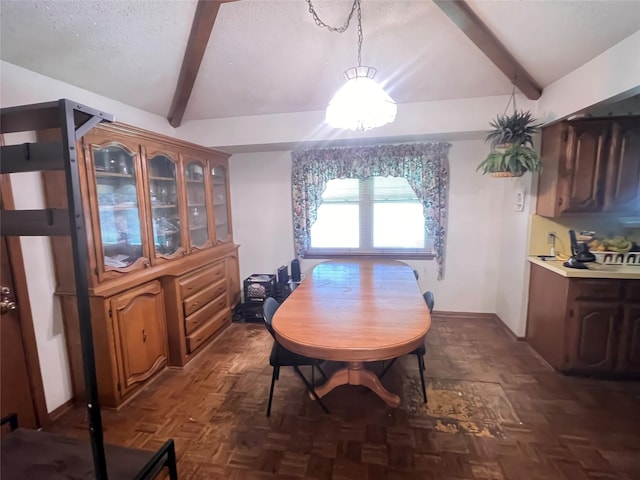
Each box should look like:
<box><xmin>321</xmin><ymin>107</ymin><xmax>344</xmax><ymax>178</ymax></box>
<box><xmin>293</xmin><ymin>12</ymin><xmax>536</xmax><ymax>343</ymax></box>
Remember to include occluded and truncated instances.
<box><xmin>230</xmin><ymin>140</ymin><xmax>504</xmax><ymax>314</ymax></box>
<box><xmin>4</xmin><ymin>131</ymin><xmax>73</xmax><ymax>412</ymax></box>
<box><xmin>494</xmin><ymin>175</ymin><xmax>536</xmax><ymax>337</ymax></box>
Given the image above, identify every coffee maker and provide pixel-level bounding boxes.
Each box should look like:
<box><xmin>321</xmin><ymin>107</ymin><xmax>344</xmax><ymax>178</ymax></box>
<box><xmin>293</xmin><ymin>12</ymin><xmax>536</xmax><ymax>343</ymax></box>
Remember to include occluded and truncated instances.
<box><xmin>563</xmin><ymin>229</ymin><xmax>596</xmax><ymax>269</ymax></box>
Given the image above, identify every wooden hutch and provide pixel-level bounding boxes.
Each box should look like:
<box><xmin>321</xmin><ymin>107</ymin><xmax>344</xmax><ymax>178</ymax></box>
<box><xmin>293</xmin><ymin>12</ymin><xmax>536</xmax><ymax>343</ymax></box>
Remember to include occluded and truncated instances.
<box><xmin>43</xmin><ymin>122</ymin><xmax>240</xmax><ymax>408</ymax></box>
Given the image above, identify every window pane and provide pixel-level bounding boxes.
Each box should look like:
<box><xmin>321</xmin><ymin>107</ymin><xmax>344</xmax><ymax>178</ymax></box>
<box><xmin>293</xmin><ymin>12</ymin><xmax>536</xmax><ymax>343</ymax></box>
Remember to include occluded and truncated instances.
<box><xmin>311</xmin><ymin>204</ymin><xmax>359</xmax><ymax>248</ymax></box>
<box><xmin>373</xmin><ymin>176</ymin><xmax>417</xmax><ymax>201</ymax></box>
<box><xmin>321</xmin><ymin>178</ymin><xmax>360</xmax><ymax>202</ymax></box>
<box><xmin>373</xmin><ymin>202</ymin><xmax>425</xmax><ymax>248</ymax></box>
<box><xmin>372</xmin><ymin>176</ymin><xmax>425</xmax><ymax>249</ymax></box>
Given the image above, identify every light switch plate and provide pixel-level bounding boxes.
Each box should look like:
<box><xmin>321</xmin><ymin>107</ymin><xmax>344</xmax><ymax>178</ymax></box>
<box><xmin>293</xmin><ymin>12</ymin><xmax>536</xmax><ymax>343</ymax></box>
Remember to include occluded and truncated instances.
<box><xmin>514</xmin><ymin>190</ymin><xmax>525</xmax><ymax>212</ymax></box>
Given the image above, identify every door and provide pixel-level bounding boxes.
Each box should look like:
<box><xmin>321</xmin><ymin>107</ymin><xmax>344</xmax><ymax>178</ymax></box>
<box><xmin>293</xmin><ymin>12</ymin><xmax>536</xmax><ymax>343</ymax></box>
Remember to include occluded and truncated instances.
<box><xmin>567</xmin><ymin>300</ymin><xmax>619</xmax><ymax>372</ymax></box>
<box><xmin>83</xmin><ymin>130</ymin><xmax>151</xmax><ymax>281</ymax></box>
<box><xmin>560</xmin><ymin>121</ymin><xmax>610</xmax><ymax>213</ymax></box>
<box><xmin>143</xmin><ymin>146</ymin><xmax>185</xmax><ymax>264</ymax></box>
<box><xmin>1</xmin><ymin>236</ymin><xmax>38</xmax><ymax>428</ymax></box>
<box><xmin>603</xmin><ymin>120</ymin><xmax>640</xmax><ymax>212</ymax></box>
<box><xmin>111</xmin><ymin>281</ymin><xmax>167</xmax><ymax>397</ymax></box>
<box><xmin>617</xmin><ymin>305</ymin><xmax>640</xmax><ymax>374</ymax></box>
<box><xmin>183</xmin><ymin>158</ymin><xmax>212</xmax><ymax>251</ymax></box>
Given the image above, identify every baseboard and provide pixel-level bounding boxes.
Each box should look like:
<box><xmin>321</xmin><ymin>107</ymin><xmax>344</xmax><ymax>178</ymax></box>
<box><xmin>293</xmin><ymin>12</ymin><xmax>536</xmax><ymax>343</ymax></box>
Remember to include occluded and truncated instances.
<box><xmin>492</xmin><ymin>314</ymin><xmax>526</xmax><ymax>341</ymax></box>
<box><xmin>433</xmin><ymin>311</ymin><xmax>525</xmax><ymax>341</ymax></box>
<box><xmin>48</xmin><ymin>399</ymin><xmax>74</xmax><ymax>422</ymax></box>
<box><xmin>434</xmin><ymin>311</ymin><xmax>495</xmax><ymax>320</ymax></box>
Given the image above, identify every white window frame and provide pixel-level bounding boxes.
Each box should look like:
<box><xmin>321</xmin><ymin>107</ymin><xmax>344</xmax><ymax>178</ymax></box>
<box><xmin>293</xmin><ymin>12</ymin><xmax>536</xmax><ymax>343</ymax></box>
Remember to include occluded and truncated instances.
<box><xmin>306</xmin><ymin>176</ymin><xmax>435</xmax><ymax>259</ymax></box>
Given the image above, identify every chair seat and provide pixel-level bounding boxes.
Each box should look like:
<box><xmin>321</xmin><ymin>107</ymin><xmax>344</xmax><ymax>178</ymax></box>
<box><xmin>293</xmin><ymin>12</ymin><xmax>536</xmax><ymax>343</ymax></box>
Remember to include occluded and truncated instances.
<box><xmin>270</xmin><ymin>343</ymin><xmax>322</xmax><ymax>367</ymax></box>
<box><xmin>410</xmin><ymin>344</ymin><xmax>426</xmax><ymax>356</ymax></box>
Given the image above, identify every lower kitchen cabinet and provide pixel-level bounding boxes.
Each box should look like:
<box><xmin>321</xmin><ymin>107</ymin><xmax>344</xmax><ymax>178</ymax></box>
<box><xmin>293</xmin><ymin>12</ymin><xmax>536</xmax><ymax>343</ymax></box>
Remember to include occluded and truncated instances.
<box><xmin>617</xmin><ymin>305</ymin><xmax>640</xmax><ymax>373</ymax></box>
<box><xmin>565</xmin><ymin>301</ymin><xmax>618</xmax><ymax>371</ymax></box>
<box><xmin>526</xmin><ymin>263</ymin><xmax>640</xmax><ymax>377</ymax></box>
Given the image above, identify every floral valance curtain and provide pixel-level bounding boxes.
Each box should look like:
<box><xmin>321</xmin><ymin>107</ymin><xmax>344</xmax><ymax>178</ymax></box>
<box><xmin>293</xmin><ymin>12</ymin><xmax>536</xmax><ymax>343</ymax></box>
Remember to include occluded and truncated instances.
<box><xmin>291</xmin><ymin>142</ymin><xmax>450</xmax><ymax>279</ymax></box>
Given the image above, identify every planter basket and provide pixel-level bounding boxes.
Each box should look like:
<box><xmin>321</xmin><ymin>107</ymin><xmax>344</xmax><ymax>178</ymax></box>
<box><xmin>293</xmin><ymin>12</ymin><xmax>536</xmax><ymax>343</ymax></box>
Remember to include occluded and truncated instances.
<box><xmin>491</xmin><ymin>171</ymin><xmax>524</xmax><ymax>178</ymax></box>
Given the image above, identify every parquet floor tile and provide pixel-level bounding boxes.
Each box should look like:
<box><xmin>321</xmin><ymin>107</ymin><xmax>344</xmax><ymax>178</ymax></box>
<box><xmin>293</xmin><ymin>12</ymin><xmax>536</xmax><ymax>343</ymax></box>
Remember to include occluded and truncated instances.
<box><xmin>49</xmin><ymin>316</ymin><xmax>640</xmax><ymax>479</ymax></box>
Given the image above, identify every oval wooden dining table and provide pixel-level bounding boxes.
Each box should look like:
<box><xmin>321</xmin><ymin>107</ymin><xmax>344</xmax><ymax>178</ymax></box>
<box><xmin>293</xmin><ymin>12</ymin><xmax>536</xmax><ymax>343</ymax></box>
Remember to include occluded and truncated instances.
<box><xmin>272</xmin><ymin>259</ymin><xmax>431</xmax><ymax>408</ymax></box>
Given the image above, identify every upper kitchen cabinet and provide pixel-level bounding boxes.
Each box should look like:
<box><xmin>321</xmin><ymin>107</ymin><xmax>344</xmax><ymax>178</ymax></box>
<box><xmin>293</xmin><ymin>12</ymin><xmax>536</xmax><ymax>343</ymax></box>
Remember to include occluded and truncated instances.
<box><xmin>536</xmin><ymin>117</ymin><xmax>640</xmax><ymax>217</ymax></box>
<box><xmin>603</xmin><ymin>119</ymin><xmax>640</xmax><ymax>212</ymax></box>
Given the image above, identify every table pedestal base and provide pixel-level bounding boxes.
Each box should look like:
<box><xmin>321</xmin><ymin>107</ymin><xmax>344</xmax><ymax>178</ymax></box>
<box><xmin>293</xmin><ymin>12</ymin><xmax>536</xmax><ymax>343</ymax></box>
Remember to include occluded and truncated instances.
<box><xmin>311</xmin><ymin>362</ymin><xmax>401</xmax><ymax>408</ymax></box>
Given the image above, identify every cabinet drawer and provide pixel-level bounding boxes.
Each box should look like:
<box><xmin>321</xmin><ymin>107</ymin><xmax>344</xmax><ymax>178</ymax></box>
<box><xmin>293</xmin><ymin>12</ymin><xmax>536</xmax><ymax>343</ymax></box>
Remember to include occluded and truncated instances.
<box><xmin>179</xmin><ymin>261</ymin><xmax>225</xmax><ymax>297</ymax></box>
<box><xmin>184</xmin><ymin>293</ymin><xmax>228</xmax><ymax>335</ymax></box>
<box><xmin>183</xmin><ymin>279</ymin><xmax>226</xmax><ymax>317</ymax></box>
<box><xmin>186</xmin><ymin>309</ymin><xmax>229</xmax><ymax>353</ymax></box>
<box><xmin>624</xmin><ymin>281</ymin><xmax>640</xmax><ymax>302</ymax></box>
<box><xmin>573</xmin><ymin>279</ymin><xmax>623</xmax><ymax>301</ymax></box>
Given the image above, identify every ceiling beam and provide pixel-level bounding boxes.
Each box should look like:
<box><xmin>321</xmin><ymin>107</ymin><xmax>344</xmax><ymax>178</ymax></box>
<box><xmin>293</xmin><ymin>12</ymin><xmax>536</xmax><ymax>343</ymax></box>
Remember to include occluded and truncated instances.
<box><xmin>167</xmin><ymin>0</ymin><xmax>231</xmax><ymax>128</ymax></box>
<box><xmin>433</xmin><ymin>0</ymin><xmax>542</xmax><ymax>100</ymax></box>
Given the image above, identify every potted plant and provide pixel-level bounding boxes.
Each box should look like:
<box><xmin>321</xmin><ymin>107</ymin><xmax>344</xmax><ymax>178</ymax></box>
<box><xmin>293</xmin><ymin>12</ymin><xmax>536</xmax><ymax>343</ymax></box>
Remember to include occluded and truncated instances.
<box><xmin>477</xmin><ymin>110</ymin><xmax>542</xmax><ymax>177</ymax></box>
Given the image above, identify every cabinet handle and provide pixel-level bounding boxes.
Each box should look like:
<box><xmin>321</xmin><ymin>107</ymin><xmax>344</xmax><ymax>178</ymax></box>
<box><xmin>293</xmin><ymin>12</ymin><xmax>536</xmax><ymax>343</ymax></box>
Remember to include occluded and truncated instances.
<box><xmin>142</xmin><ymin>329</ymin><xmax>147</xmax><ymax>343</ymax></box>
<box><xmin>558</xmin><ymin>198</ymin><xmax>563</xmax><ymax>207</ymax></box>
<box><xmin>192</xmin><ymin>302</ymin><xmax>198</xmax><ymax>307</ymax></box>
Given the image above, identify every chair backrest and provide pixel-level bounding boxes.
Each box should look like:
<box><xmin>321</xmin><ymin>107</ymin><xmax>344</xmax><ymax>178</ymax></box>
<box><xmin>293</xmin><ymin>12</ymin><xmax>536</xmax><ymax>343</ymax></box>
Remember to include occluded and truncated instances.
<box><xmin>262</xmin><ymin>297</ymin><xmax>281</xmax><ymax>338</ymax></box>
<box><xmin>423</xmin><ymin>291</ymin><xmax>435</xmax><ymax>313</ymax></box>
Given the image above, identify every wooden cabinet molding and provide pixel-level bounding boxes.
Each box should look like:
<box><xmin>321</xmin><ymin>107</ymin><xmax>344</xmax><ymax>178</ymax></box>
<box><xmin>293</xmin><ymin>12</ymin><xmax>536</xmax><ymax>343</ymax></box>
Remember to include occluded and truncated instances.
<box><xmin>110</xmin><ymin>281</ymin><xmax>168</xmax><ymax>397</ymax></box>
<box><xmin>536</xmin><ymin>117</ymin><xmax>640</xmax><ymax>217</ymax></box>
<box><xmin>526</xmin><ymin>264</ymin><xmax>640</xmax><ymax>378</ymax></box>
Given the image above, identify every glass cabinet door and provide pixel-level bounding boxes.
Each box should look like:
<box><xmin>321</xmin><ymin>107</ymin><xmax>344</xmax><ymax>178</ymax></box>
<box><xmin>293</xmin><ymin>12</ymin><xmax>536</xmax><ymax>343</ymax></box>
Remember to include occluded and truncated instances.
<box><xmin>147</xmin><ymin>153</ymin><xmax>182</xmax><ymax>259</ymax></box>
<box><xmin>184</xmin><ymin>159</ymin><xmax>210</xmax><ymax>249</ymax></box>
<box><xmin>211</xmin><ymin>165</ymin><xmax>230</xmax><ymax>242</ymax></box>
<box><xmin>92</xmin><ymin>144</ymin><xmax>145</xmax><ymax>270</ymax></box>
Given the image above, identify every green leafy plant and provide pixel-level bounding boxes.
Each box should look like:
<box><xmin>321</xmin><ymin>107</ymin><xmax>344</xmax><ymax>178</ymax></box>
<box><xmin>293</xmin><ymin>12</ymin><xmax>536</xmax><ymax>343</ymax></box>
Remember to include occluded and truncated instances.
<box><xmin>478</xmin><ymin>109</ymin><xmax>542</xmax><ymax>176</ymax></box>
<box><xmin>485</xmin><ymin>110</ymin><xmax>541</xmax><ymax>149</ymax></box>
<box><xmin>476</xmin><ymin>143</ymin><xmax>542</xmax><ymax>176</ymax></box>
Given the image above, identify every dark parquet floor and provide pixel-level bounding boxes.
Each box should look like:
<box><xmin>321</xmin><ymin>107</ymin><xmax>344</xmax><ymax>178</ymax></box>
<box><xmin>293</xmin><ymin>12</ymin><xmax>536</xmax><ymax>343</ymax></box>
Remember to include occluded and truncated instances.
<box><xmin>50</xmin><ymin>316</ymin><xmax>640</xmax><ymax>480</ymax></box>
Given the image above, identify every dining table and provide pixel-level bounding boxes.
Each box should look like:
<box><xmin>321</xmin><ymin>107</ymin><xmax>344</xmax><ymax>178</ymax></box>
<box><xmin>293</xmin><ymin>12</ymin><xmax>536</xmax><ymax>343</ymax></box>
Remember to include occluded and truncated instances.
<box><xmin>272</xmin><ymin>258</ymin><xmax>431</xmax><ymax>407</ymax></box>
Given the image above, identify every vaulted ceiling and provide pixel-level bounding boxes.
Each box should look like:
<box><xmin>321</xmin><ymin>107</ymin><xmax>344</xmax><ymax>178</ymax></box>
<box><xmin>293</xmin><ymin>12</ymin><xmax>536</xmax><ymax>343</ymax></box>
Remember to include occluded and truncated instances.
<box><xmin>1</xmin><ymin>0</ymin><xmax>639</xmax><ymax>128</ymax></box>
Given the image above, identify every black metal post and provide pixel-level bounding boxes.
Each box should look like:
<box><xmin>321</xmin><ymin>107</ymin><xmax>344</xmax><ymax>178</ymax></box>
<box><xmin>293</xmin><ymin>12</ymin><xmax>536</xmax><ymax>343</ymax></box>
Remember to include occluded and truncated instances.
<box><xmin>58</xmin><ymin>99</ymin><xmax>109</xmax><ymax>480</ymax></box>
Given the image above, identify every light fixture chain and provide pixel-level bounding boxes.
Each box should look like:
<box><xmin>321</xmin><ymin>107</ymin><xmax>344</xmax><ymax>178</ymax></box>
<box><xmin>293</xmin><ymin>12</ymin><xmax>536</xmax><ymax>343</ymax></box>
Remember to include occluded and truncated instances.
<box><xmin>356</xmin><ymin>0</ymin><xmax>363</xmax><ymax>66</ymax></box>
<box><xmin>305</xmin><ymin>0</ymin><xmax>358</xmax><ymax>33</ymax></box>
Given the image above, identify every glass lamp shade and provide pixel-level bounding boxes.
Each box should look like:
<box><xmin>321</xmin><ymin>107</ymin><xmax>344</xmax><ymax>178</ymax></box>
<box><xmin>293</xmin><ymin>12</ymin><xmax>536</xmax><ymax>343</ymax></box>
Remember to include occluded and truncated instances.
<box><xmin>326</xmin><ymin>66</ymin><xmax>397</xmax><ymax>131</ymax></box>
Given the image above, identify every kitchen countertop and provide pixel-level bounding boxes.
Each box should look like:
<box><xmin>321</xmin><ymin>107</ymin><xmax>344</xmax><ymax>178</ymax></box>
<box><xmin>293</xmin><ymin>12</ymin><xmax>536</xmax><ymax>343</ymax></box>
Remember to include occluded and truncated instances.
<box><xmin>528</xmin><ymin>256</ymin><xmax>640</xmax><ymax>279</ymax></box>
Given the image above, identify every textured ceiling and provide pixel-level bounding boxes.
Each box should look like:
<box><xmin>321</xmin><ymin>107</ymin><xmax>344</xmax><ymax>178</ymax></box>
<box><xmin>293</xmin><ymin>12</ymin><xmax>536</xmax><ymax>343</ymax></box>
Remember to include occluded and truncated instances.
<box><xmin>1</xmin><ymin>0</ymin><xmax>639</xmax><ymax>123</ymax></box>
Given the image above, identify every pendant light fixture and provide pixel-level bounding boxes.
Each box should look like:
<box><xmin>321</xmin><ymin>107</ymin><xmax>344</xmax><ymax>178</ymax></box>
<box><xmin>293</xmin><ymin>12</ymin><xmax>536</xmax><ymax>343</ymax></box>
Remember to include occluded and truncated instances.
<box><xmin>306</xmin><ymin>0</ymin><xmax>397</xmax><ymax>131</ymax></box>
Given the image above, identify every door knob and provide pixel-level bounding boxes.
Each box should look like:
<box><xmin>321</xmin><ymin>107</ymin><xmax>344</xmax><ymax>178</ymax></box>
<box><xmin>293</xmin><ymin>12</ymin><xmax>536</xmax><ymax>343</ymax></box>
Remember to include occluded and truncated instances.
<box><xmin>1</xmin><ymin>286</ymin><xmax>17</xmax><ymax>315</ymax></box>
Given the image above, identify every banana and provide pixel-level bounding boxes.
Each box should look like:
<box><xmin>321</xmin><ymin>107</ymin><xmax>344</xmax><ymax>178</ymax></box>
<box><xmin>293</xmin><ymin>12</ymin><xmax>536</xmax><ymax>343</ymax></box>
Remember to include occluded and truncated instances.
<box><xmin>605</xmin><ymin>236</ymin><xmax>632</xmax><ymax>253</ymax></box>
<box><xmin>609</xmin><ymin>241</ymin><xmax>632</xmax><ymax>253</ymax></box>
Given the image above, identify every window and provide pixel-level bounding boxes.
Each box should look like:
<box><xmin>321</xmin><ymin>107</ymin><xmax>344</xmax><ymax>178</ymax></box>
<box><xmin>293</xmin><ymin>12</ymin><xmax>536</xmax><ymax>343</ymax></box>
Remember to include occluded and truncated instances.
<box><xmin>308</xmin><ymin>176</ymin><xmax>430</xmax><ymax>256</ymax></box>
<box><xmin>291</xmin><ymin>142</ymin><xmax>449</xmax><ymax>278</ymax></box>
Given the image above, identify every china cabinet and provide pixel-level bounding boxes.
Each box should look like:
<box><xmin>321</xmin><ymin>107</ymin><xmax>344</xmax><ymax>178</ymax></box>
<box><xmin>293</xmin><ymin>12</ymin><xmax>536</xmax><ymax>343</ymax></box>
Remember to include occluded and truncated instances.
<box><xmin>536</xmin><ymin>117</ymin><xmax>640</xmax><ymax>217</ymax></box>
<box><xmin>42</xmin><ymin>122</ymin><xmax>239</xmax><ymax>408</ymax></box>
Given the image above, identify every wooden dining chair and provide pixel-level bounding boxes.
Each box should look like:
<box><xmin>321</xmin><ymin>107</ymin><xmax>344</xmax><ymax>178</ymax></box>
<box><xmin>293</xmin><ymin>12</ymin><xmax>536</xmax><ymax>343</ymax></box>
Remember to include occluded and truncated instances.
<box><xmin>380</xmin><ymin>291</ymin><xmax>434</xmax><ymax>403</ymax></box>
<box><xmin>262</xmin><ymin>297</ymin><xmax>329</xmax><ymax>417</ymax></box>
